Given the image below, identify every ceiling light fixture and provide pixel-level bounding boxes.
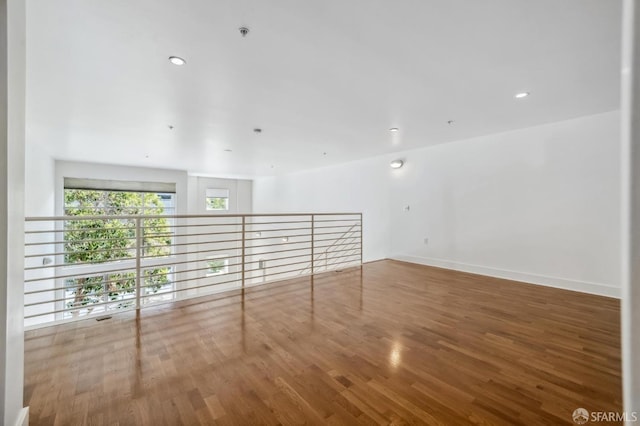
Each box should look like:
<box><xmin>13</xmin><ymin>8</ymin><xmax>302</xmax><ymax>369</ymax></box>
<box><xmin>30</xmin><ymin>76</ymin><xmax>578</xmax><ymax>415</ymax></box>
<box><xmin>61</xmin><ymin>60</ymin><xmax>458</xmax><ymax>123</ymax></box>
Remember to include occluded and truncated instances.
<box><xmin>389</xmin><ymin>127</ymin><xmax>399</xmax><ymax>132</ymax></box>
<box><xmin>390</xmin><ymin>159</ymin><xmax>404</xmax><ymax>169</ymax></box>
<box><xmin>514</xmin><ymin>92</ymin><xmax>530</xmax><ymax>99</ymax></box>
<box><xmin>168</xmin><ymin>56</ymin><xmax>186</xmax><ymax>66</ymax></box>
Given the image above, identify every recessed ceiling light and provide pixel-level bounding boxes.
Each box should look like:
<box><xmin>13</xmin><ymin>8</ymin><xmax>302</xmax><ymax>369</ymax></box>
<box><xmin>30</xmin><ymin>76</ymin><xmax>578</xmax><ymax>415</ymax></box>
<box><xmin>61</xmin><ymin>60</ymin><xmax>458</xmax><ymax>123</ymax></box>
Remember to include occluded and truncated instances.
<box><xmin>390</xmin><ymin>159</ymin><xmax>404</xmax><ymax>169</ymax></box>
<box><xmin>389</xmin><ymin>127</ymin><xmax>399</xmax><ymax>132</ymax></box>
<box><xmin>514</xmin><ymin>92</ymin><xmax>530</xmax><ymax>99</ymax></box>
<box><xmin>168</xmin><ymin>125</ymin><xmax>174</xmax><ymax>130</ymax></box>
<box><xmin>169</xmin><ymin>56</ymin><xmax>186</xmax><ymax>66</ymax></box>
<box><xmin>224</xmin><ymin>149</ymin><xmax>232</xmax><ymax>152</ymax></box>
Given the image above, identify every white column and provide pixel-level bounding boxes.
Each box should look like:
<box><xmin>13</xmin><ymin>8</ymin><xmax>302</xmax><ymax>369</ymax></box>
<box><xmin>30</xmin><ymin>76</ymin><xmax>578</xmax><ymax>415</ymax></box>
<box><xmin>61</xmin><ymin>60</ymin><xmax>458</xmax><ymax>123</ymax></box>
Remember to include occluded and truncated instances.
<box><xmin>0</xmin><ymin>0</ymin><xmax>27</xmax><ymax>424</ymax></box>
<box><xmin>622</xmin><ymin>0</ymin><xmax>640</xmax><ymax>416</ymax></box>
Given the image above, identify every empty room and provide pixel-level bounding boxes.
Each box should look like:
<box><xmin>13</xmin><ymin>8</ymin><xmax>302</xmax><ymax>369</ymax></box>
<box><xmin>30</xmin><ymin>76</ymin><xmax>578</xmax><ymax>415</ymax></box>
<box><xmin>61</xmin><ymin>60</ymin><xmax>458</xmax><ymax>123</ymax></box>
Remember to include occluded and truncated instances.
<box><xmin>2</xmin><ymin>0</ymin><xmax>640</xmax><ymax>425</ymax></box>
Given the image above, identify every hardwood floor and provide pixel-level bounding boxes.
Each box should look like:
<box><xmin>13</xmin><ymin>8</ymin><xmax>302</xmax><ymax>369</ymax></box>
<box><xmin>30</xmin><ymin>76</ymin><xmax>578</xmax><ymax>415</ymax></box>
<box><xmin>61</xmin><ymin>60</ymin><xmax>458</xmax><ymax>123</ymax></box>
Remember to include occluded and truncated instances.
<box><xmin>24</xmin><ymin>260</ymin><xmax>621</xmax><ymax>425</ymax></box>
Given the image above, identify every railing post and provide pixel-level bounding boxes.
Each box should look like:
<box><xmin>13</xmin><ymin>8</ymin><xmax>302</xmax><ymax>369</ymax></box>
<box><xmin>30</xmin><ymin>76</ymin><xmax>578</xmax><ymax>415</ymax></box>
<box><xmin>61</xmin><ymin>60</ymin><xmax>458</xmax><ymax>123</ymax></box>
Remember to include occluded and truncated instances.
<box><xmin>359</xmin><ymin>213</ymin><xmax>363</xmax><ymax>266</ymax></box>
<box><xmin>311</xmin><ymin>214</ymin><xmax>315</xmax><ymax>275</ymax></box>
<box><xmin>135</xmin><ymin>217</ymin><xmax>142</xmax><ymax>310</ymax></box>
<box><xmin>241</xmin><ymin>216</ymin><xmax>246</xmax><ymax>290</ymax></box>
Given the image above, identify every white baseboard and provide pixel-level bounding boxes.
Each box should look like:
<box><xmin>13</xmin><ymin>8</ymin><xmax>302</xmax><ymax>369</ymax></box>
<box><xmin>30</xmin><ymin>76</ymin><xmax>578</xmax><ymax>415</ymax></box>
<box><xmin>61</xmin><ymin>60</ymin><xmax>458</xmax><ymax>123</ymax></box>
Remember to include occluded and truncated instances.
<box><xmin>391</xmin><ymin>254</ymin><xmax>620</xmax><ymax>299</ymax></box>
<box><xmin>14</xmin><ymin>407</ymin><xmax>29</xmax><ymax>426</ymax></box>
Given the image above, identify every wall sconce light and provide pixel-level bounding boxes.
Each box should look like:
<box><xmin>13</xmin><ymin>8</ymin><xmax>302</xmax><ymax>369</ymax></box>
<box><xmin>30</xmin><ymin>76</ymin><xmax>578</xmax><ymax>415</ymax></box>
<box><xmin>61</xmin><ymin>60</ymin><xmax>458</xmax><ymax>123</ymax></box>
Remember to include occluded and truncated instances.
<box><xmin>390</xmin><ymin>159</ymin><xmax>404</xmax><ymax>169</ymax></box>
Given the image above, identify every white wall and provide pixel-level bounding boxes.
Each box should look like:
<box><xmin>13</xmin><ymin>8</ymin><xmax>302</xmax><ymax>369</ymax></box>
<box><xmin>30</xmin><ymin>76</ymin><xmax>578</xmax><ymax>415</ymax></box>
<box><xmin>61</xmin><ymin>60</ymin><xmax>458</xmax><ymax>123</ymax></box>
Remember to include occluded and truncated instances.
<box><xmin>253</xmin><ymin>111</ymin><xmax>621</xmax><ymax>297</ymax></box>
<box><xmin>391</xmin><ymin>111</ymin><xmax>620</xmax><ymax>297</ymax></box>
<box><xmin>253</xmin><ymin>156</ymin><xmax>392</xmax><ymax>263</ymax></box>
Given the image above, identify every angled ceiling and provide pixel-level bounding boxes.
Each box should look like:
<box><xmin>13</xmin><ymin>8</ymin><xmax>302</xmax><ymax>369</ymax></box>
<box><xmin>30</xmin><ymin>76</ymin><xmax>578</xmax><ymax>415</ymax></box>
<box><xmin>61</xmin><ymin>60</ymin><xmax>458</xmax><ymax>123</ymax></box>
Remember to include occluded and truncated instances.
<box><xmin>26</xmin><ymin>0</ymin><xmax>623</xmax><ymax>177</ymax></box>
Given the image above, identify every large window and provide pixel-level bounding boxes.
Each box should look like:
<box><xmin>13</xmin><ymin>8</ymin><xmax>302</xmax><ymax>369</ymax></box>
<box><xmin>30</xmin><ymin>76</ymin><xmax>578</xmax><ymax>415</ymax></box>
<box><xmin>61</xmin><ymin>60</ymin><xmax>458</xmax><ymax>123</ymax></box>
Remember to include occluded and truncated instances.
<box><xmin>62</xmin><ymin>180</ymin><xmax>176</xmax><ymax>317</ymax></box>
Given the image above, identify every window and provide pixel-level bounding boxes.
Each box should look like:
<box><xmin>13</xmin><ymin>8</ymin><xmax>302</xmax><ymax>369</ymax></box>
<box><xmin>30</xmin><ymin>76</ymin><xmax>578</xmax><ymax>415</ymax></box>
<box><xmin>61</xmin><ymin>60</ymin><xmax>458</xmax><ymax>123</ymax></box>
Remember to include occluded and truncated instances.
<box><xmin>206</xmin><ymin>255</ymin><xmax>229</xmax><ymax>276</ymax></box>
<box><xmin>206</xmin><ymin>188</ymin><xmax>229</xmax><ymax>211</ymax></box>
<box><xmin>62</xmin><ymin>180</ymin><xmax>176</xmax><ymax>317</ymax></box>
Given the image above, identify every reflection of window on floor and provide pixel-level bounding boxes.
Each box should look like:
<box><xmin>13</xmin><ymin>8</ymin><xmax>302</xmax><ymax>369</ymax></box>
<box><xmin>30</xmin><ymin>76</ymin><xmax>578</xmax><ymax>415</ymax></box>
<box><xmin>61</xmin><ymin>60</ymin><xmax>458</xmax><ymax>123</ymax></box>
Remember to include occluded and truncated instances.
<box><xmin>206</xmin><ymin>188</ymin><xmax>229</xmax><ymax>211</ymax></box>
<box><xmin>61</xmin><ymin>178</ymin><xmax>176</xmax><ymax>318</ymax></box>
<box><xmin>206</xmin><ymin>255</ymin><xmax>229</xmax><ymax>276</ymax></box>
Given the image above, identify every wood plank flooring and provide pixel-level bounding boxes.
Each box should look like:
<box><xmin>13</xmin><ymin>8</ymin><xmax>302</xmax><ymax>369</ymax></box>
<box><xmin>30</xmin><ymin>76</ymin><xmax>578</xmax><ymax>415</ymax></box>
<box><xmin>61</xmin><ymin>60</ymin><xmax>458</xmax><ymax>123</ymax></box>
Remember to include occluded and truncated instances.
<box><xmin>24</xmin><ymin>260</ymin><xmax>621</xmax><ymax>425</ymax></box>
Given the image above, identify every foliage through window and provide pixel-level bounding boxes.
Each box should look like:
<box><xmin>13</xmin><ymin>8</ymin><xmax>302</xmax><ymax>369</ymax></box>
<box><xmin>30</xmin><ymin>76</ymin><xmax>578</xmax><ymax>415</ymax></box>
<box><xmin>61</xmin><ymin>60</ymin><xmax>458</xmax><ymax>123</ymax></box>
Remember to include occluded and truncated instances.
<box><xmin>63</xmin><ymin>189</ymin><xmax>175</xmax><ymax>316</ymax></box>
<box><xmin>205</xmin><ymin>188</ymin><xmax>229</xmax><ymax>211</ymax></box>
<box><xmin>206</xmin><ymin>256</ymin><xmax>229</xmax><ymax>276</ymax></box>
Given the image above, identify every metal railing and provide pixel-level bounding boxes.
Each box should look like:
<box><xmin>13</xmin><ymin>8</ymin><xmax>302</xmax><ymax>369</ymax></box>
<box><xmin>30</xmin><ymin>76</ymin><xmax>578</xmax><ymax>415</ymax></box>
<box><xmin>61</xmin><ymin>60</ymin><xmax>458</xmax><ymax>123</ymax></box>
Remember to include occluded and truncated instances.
<box><xmin>23</xmin><ymin>213</ymin><xmax>362</xmax><ymax>328</ymax></box>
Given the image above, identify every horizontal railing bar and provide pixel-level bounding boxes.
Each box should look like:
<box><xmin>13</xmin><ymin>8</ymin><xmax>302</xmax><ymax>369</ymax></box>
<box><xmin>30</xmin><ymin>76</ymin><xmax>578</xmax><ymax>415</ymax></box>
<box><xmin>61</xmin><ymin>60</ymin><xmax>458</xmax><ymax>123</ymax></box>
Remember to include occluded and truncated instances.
<box><xmin>143</xmin><ymin>230</ymin><xmax>238</xmax><ymax>239</ymax></box>
<box><xmin>141</xmin><ymin>222</ymin><xmax>240</xmax><ymax>229</ymax></box>
<box><xmin>25</xmin><ymin>264</ymin><xmax>136</xmax><ymax>283</ymax></box>
<box><xmin>312</xmin><ymin>241</ymin><xmax>358</xmax><ymax>249</ymax></box>
<box><xmin>243</xmin><ymin>246</ymin><xmax>313</xmax><ymax>257</ymax></box>
<box><xmin>313</xmin><ymin>236</ymin><xmax>361</xmax><ymax>244</ymax></box>
<box><xmin>243</xmin><ymin>259</ymin><xmax>313</xmax><ymax>274</ymax></box>
<box><xmin>310</xmin><ymin>219</ymin><xmax>361</xmax><ymax>223</ymax></box>
<box><xmin>25</xmin><ymin>298</ymin><xmax>140</xmax><ymax>319</ymax></box>
<box><xmin>308</xmin><ymin>246</ymin><xmax>361</xmax><ymax>259</ymax></box>
<box><xmin>25</xmin><ymin>235</ymin><xmax>140</xmax><ymax>247</ymax></box>
<box><xmin>312</xmin><ymin>224</ymin><xmax>361</xmax><ymax>231</ymax></box>
<box><xmin>25</xmin><ymin>218</ymin><xmax>360</xmax><ymax>236</ymax></box>
<box><xmin>24</xmin><ymin>220</ymin><xmax>350</xmax><ymax>236</ymax></box>
<box><xmin>25</xmin><ymin>225</ymin><xmax>137</xmax><ymax>235</ymax></box>
<box><xmin>26</xmin><ymin>247</ymin><xmax>138</xmax><ymax>259</ymax></box>
<box><xmin>25</xmin><ymin>287</ymin><xmax>142</xmax><ymax>307</ymax></box>
<box><xmin>142</xmin><ymin>226</ymin><xmax>313</xmax><ymax>241</ymax></box>
<box><xmin>25</xmin><ymin>271</ymin><xmax>139</xmax><ymax>293</ymax></box>
<box><xmin>64</xmin><ymin>206</ymin><xmax>177</xmax><ymax>210</ymax></box>
<box><xmin>144</xmin><ymin>237</ymin><xmax>243</xmax><ymax>250</ymax></box>
<box><xmin>312</xmin><ymin>230</ymin><xmax>362</xmax><ymax>238</ymax></box>
<box><xmin>25</xmin><ymin>256</ymin><xmax>138</xmax><ymax>271</ymax></box>
<box><xmin>139</xmin><ymin>277</ymin><xmax>240</xmax><ymax>295</ymax></box>
<box><xmin>242</xmin><ymin>240</ymin><xmax>312</xmax><ymax>250</ymax></box>
<box><xmin>26</xmin><ymin>213</ymin><xmax>361</xmax><ymax>222</ymax></box>
<box><xmin>141</xmin><ymin>272</ymin><xmax>237</xmax><ymax>289</ymax></box>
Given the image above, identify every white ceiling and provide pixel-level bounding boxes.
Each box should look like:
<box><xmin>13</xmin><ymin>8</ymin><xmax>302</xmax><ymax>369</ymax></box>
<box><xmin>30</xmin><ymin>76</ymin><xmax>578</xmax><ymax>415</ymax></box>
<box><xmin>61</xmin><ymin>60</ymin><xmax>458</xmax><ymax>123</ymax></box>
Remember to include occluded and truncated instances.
<box><xmin>26</xmin><ymin>0</ymin><xmax>623</xmax><ymax>177</ymax></box>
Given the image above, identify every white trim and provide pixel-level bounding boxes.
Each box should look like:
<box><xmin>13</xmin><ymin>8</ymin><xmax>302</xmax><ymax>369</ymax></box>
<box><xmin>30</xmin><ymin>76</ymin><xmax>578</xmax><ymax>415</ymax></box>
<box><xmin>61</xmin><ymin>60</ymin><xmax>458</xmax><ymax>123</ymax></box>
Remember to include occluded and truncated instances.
<box><xmin>391</xmin><ymin>254</ymin><xmax>620</xmax><ymax>299</ymax></box>
<box><xmin>14</xmin><ymin>407</ymin><xmax>28</xmax><ymax>426</ymax></box>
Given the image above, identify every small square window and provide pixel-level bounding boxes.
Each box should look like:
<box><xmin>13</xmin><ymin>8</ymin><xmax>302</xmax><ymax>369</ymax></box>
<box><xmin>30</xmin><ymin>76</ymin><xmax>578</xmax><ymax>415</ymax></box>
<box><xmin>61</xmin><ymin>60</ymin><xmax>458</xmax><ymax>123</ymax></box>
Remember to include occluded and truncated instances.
<box><xmin>206</xmin><ymin>255</ymin><xmax>229</xmax><ymax>276</ymax></box>
<box><xmin>206</xmin><ymin>188</ymin><xmax>229</xmax><ymax>211</ymax></box>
